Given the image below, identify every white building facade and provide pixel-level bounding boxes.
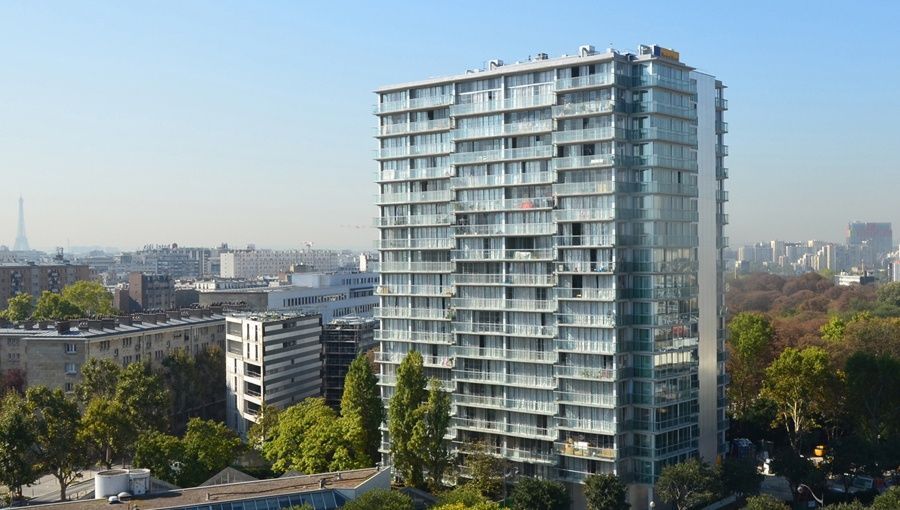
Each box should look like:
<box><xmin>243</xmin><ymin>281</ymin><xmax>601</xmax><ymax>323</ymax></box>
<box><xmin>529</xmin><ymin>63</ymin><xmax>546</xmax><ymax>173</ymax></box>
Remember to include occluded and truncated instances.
<box><xmin>374</xmin><ymin>44</ymin><xmax>727</xmax><ymax>509</ymax></box>
<box><xmin>225</xmin><ymin>312</ymin><xmax>323</xmax><ymax>437</ymax></box>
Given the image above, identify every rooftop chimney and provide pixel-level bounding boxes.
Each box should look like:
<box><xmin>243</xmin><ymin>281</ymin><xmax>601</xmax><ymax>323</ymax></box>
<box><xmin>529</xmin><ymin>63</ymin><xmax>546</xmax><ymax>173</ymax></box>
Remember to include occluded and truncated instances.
<box><xmin>56</xmin><ymin>321</ymin><xmax>71</xmax><ymax>334</ymax></box>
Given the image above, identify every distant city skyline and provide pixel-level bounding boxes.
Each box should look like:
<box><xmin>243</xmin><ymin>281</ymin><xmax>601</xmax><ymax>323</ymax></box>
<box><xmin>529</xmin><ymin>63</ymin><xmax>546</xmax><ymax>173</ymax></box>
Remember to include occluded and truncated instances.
<box><xmin>2</xmin><ymin>1</ymin><xmax>899</xmax><ymax>249</ymax></box>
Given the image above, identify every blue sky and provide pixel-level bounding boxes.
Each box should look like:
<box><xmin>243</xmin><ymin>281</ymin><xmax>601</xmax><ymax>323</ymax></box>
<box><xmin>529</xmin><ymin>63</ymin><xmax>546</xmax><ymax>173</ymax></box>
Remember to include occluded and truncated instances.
<box><xmin>1</xmin><ymin>0</ymin><xmax>898</xmax><ymax>251</ymax></box>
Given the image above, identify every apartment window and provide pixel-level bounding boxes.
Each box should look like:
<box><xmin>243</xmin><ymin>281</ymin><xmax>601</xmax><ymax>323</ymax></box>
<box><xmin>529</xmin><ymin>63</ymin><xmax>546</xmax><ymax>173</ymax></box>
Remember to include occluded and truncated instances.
<box><xmin>64</xmin><ymin>343</ymin><xmax>77</xmax><ymax>354</ymax></box>
<box><xmin>65</xmin><ymin>362</ymin><xmax>77</xmax><ymax>375</ymax></box>
<box><xmin>64</xmin><ymin>383</ymin><xmax>74</xmax><ymax>392</ymax></box>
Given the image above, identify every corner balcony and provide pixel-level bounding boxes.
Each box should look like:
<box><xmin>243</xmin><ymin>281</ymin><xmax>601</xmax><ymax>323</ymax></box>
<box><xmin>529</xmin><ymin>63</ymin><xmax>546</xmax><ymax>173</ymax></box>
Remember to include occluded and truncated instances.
<box><xmin>715</xmin><ymin>97</ymin><xmax>728</xmax><ymax>110</ymax></box>
<box><xmin>629</xmin><ymin>154</ymin><xmax>698</xmax><ymax>171</ymax></box>
<box><xmin>454</xmin><ymin>222</ymin><xmax>555</xmax><ymax>237</ymax></box>
<box><xmin>552</xmin><ymin>127</ymin><xmax>621</xmax><ymax>145</ymax></box>
<box><xmin>374</xmin><ymin>99</ymin><xmax>408</xmax><ymax>115</ymax></box>
<box><xmin>376</xmin><ymin>190</ymin><xmax>452</xmax><ymax>205</ymax></box>
<box><xmin>555</xmin><ymin>261</ymin><xmax>615</xmax><ymax>274</ymax></box>
<box><xmin>452</xmin><ymin>171</ymin><xmax>555</xmax><ymax>189</ymax></box>
<box><xmin>374</xmin><ymin>306</ymin><xmax>451</xmax><ymax>320</ymax></box>
<box><xmin>555</xmin><ymin>339</ymin><xmax>616</xmax><ymax>354</ymax></box>
<box><xmin>716</xmin><ymin>144</ymin><xmax>729</xmax><ymax>157</ymax></box>
<box><xmin>633</xmin><ymin>74</ymin><xmax>697</xmax><ymax>94</ymax></box>
<box><xmin>556</xmin><ymin>313</ymin><xmax>617</xmax><ymax>328</ymax></box>
<box><xmin>555</xmin><ymin>442</ymin><xmax>617</xmax><ymax>461</ymax></box>
<box><xmin>616</xmin><ymin>234</ymin><xmax>698</xmax><ymax>247</ymax></box>
<box><xmin>556</xmin><ymin>417</ymin><xmax>617</xmax><ymax>434</ymax></box>
<box><xmin>376</xmin><ymin>166</ymin><xmax>452</xmax><ymax>182</ymax></box>
<box><xmin>451</xmin><ymin>369</ymin><xmax>557</xmax><ymax>389</ymax></box>
<box><xmin>629</xmin><ymin>101</ymin><xmax>696</xmax><ymax>120</ymax></box>
<box><xmin>376</xmin><ymin>238</ymin><xmax>454</xmax><ymax>250</ymax></box>
<box><xmin>553</xmin><ymin>209</ymin><xmax>615</xmax><ymax>223</ymax></box>
<box><xmin>450</xmin><ymin>248</ymin><xmax>556</xmax><ymax>262</ymax></box>
<box><xmin>629</xmin><ymin>127</ymin><xmax>697</xmax><ymax>146</ymax></box>
<box><xmin>378</xmin><ymin>261</ymin><xmax>452</xmax><ymax>273</ymax></box>
<box><xmin>374</xmin><ymin>329</ymin><xmax>453</xmax><ymax>344</ymax></box>
<box><xmin>452</xmin><ymin>196</ymin><xmax>554</xmax><ymax>213</ymax></box>
<box><xmin>555</xmin><ymin>234</ymin><xmax>615</xmax><ymax>248</ymax></box>
<box><xmin>552</xmin><ymin>100</ymin><xmax>616</xmax><ymax>118</ymax></box>
<box><xmin>453</xmin><ymin>345</ymin><xmax>558</xmax><ymax>364</ymax></box>
<box><xmin>616</xmin><ymin>208</ymin><xmax>698</xmax><ymax>222</ymax></box>
<box><xmin>552</xmin><ymin>154</ymin><xmax>616</xmax><ymax>170</ymax></box>
<box><xmin>377</xmin><ymin>118</ymin><xmax>451</xmax><ymax>137</ymax></box>
<box><xmin>556</xmin><ymin>287</ymin><xmax>615</xmax><ymax>301</ymax></box>
<box><xmin>552</xmin><ymin>181</ymin><xmax>615</xmax><ymax>196</ymax></box>
<box><xmin>555</xmin><ymin>365</ymin><xmax>618</xmax><ymax>382</ymax></box>
<box><xmin>616</xmin><ymin>181</ymin><xmax>699</xmax><ymax>196</ymax></box>
<box><xmin>555</xmin><ymin>72</ymin><xmax>617</xmax><ymax>91</ymax></box>
<box><xmin>453</xmin><ymin>393</ymin><xmax>558</xmax><ymax>414</ymax></box>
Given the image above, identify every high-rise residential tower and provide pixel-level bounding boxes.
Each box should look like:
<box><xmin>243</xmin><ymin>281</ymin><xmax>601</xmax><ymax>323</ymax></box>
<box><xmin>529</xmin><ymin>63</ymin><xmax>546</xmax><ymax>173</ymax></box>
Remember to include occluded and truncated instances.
<box><xmin>374</xmin><ymin>44</ymin><xmax>727</xmax><ymax>509</ymax></box>
<box><xmin>13</xmin><ymin>196</ymin><xmax>29</xmax><ymax>252</ymax></box>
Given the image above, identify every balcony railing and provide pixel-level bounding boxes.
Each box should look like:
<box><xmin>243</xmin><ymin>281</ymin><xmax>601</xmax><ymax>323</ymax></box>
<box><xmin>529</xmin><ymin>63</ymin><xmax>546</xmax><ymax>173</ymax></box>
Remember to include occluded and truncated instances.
<box><xmin>556</xmin><ymin>313</ymin><xmax>617</xmax><ymax>327</ymax></box>
<box><xmin>616</xmin><ymin>234</ymin><xmax>698</xmax><ymax>247</ymax></box>
<box><xmin>380</xmin><ymin>374</ymin><xmax>455</xmax><ymax>391</ymax></box>
<box><xmin>555</xmin><ymin>390</ymin><xmax>616</xmax><ymax>407</ymax></box>
<box><xmin>616</xmin><ymin>208</ymin><xmax>698</xmax><ymax>222</ymax></box>
<box><xmin>630</xmin><ymin>101</ymin><xmax>696</xmax><ymax>119</ymax></box>
<box><xmin>630</xmin><ymin>154</ymin><xmax>698</xmax><ymax>171</ymax></box>
<box><xmin>452</xmin><ymin>369</ymin><xmax>556</xmax><ymax>389</ymax></box>
<box><xmin>716</xmin><ymin>144</ymin><xmax>729</xmax><ymax>157</ymax></box>
<box><xmin>376</xmin><ymin>166</ymin><xmax>451</xmax><ymax>182</ymax></box>
<box><xmin>451</xmin><ymin>321</ymin><xmax>556</xmax><ymax>338</ymax></box>
<box><xmin>503</xmin><ymin>94</ymin><xmax>556</xmax><ymax>110</ymax></box>
<box><xmin>634</xmin><ymin>74</ymin><xmax>697</xmax><ymax>93</ymax></box>
<box><xmin>552</xmin><ymin>127</ymin><xmax>621</xmax><ymax>144</ymax></box>
<box><xmin>451</xmin><ymin>297</ymin><xmax>557</xmax><ymax>312</ymax></box>
<box><xmin>374</xmin><ymin>329</ymin><xmax>453</xmax><ymax>344</ymax></box>
<box><xmin>555</xmin><ymin>365</ymin><xmax>617</xmax><ymax>381</ymax></box>
<box><xmin>503</xmin><ymin>119</ymin><xmax>553</xmax><ymax>135</ymax></box>
<box><xmin>555</xmin><ymin>72</ymin><xmax>616</xmax><ymax>90</ymax></box>
<box><xmin>629</xmin><ymin>127</ymin><xmax>697</xmax><ymax>145</ymax></box>
<box><xmin>374</xmin><ymin>306</ymin><xmax>450</xmax><ymax>320</ymax></box>
<box><xmin>376</xmin><ymin>351</ymin><xmax>454</xmax><ymax>368</ymax></box>
<box><xmin>409</xmin><ymin>143</ymin><xmax>453</xmax><ymax>156</ymax></box>
<box><xmin>378</xmin><ymin>261</ymin><xmax>452</xmax><ymax>273</ymax></box>
<box><xmin>453</xmin><ymin>345</ymin><xmax>557</xmax><ymax>363</ymax></box>
<box><xmin>375</xmin><ymin>284</ymin><xmax>453</xmax><ymax>296</ymax></box>
<box><xmin>374</xmin><ymin>99</ymin><xmax>407</xmax><ymax>114</ymax></box>
<box><xmin>552</xmin><ymin>181</ymin><xmax>615</xmax><ymax>196</ymax></box>
<box><xmin>555</xmin><ymin>442</ymin><xmax>616</xmax><ymax>460</ymax></box>
<box><xmin>556</xmin><ymin>417</ymin><xmax>617</xmax><ymax>434</ymax></box>
<box><xmin>553</xmin><ymin>209</ymin><xmax>615</xmax><ymax>222</ymax></box>
<box><xmin>555</xmin><ymin>234</ymin><xmax>615</xmax><ymax>247</ymax></box>
<box><xmin>378</xmin><ymin>118</ymin><xmax>451</xmax><ymax>136</ymax></box>
<box><xmin>502</xmin><ymin>145</ymin><xmax>553</xmax><ymax>160</ymax></box>
<box><xmin>450</xmin><ymin>100</ymin><xmax>503</xmax><ymax>116</ymax></box>
<box><xmin>375</xmin><ymin>214</ymin><xmax>452</xmax><ymax>227</ymax></box>
<box><xmin>377</xmin><ymin>190</ymin><xmax>452</xmax><ymax>205</ymax></box>
<box><xmin>556</xmin><ymin>287</ymin><xmax>616</xmax><ymax>301</ymax></box>
<box><xmin>552</xmin><ymin>154</ymin><xmax>616</xmax><ymax>170</ymax></box>
<box><xmin>555</xmin><ymin>261</ymin><xmax>615</xmax><ymax>273</ymax></box>
<box><xmin>409</xmin><ymin>94</ymin><xmax>454</xmax><ymax>110</ymax></box>
<box><xmin>452</xmin><ymin>273</ymin><xmax>556</xmax><ymax>286</ymax></box>
<box><xmin>715</xmin><ymin>97</ymin><xmax>728</xmax><ymax>110</ymax></box>
<box><xmin>453</xmin><ymin>417</ymin><xmax>556</xmax><ymax>440</ymax></box>
<box><xmin>454</xmin><ymin>222</ymin><xmax>555</xmax><ymax>237</ymax></box>
<box><xmin>451</xmin><ymin>171</ymin><xmax>554</xmax><ymax>189</ymax></box>
<box><xmin>451</xmin><ymin>149</ymin><xmax>503</xmax><ymax>165</ymax></box>
<box><xmin>454</xmin><ymin>393</ymin><xmax>557</xmax><ymax>414</ymax></box>
<box><xmin>450</xmin><ymin>248</ymin><xmax>556</xmax><ymax>261</ymax></box>
<box><xmin>452</xmin><ymin>196</ymin><xmax>554</xmax><ymax>213</ymax></box>
<box><xmin>377</xmin><ymin>238</ymin><xmax>454</xmax><ymax>250</ymax></box>
<box><xmin>555</xmin><ymin>339</ymin><xmax>616</xmax><ymax>354</ymax></box>
<box><xmin>552</xmin><ymin>100</ymin><xmax>616</xmax><ymax>117</ymax></box>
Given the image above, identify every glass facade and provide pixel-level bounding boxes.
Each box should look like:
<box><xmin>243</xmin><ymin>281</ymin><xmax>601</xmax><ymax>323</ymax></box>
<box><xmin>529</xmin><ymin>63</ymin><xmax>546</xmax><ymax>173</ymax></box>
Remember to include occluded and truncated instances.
<box><xmin>375</xmin><ymin>45</ymin><xmax>726</xmax><ymax>491</ymax></box>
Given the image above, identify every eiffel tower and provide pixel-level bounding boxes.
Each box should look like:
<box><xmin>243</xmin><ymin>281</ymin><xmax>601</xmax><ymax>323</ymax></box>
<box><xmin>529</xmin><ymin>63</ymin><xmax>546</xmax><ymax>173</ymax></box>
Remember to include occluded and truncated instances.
<box><xmin>13</xmin><ymin>196</ymin><xmax>29</xmax><ymax>251</ymax></box>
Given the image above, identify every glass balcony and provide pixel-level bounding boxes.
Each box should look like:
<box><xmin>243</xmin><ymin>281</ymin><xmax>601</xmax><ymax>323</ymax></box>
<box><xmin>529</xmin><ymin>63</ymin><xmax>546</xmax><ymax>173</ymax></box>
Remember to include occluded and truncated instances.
<box><xmin>378</xmin><ymin>118</ymin><xmax>451</xmax><ymax>136</ymax></box>
<box><xmin>374</xmin><ymin>329</ymin><xmax>453</xmax><ymax>344</ymax></box>
<box><xmin>716</xmin><ymin>167</ymin><xmax>728</xmax><ymax>180</ymax></box>
<box><xmin>451</xmin><ymin>149</ymin><xmax>503</xmax><ymax>165</ymax></box>
<box><xmin>552</xmin><ymin>100</ymin><xmax>616</xmax><ymax>117</ymax></box>
<box><xmin>452</xmin><ymin>196</ymin><xmax>554</xmax><ymax>213</ymax></box>
<box><xmin>552</xmin><ymin>127</ymin><xmax>620</xmax><ymax>144</ymax></box>
<box><xmin>375</xmin><ymin>306</ymin><xmax>450</xmax><ymax>320</ymax></box>
<box><xmin>556</xmin><ymin>287</ymin><xmax>615</xmax><ymax>301</ymax></box>
<box><xmin>503</xmin><ymin>119</ymin><xmax>553</xmax><ymax>136</ymax></box>
<box><xmin>556</xmin><ymin>313</ymin><xmax>617</xmax><ymax>328</ymax></box>
<box><xmin>715</xmin><ymin>97</ymin><xmax>729</xmax><ymax>110</ymax></box>
<box><xmin>376</xmin><ymin>351</ymin><xmax>454</xmax><ymax>368</ymax></box>
<box><xmin>451</xmin><ymin>321</ymin><xmax>556</xmax><ymax>338</ymax></box>
<box><xmin>408</xmin><ymin>94</ymin><xmax>454</xmax><ymax>110</ymax></box>
<box><xmin>451</xmin><ymin>248</ymin><xmax>556</xmax><ymax>261</ymax></box>
<box><xmin>630</xmin><ymin>101</ymin><xmax>696</xmax><ymax>119</ymax></box>
<box><xmin>410</xmin><ymin>143</ymin><xmax>453</xmax><ymax>156</ymax></box>
<box><xmin>619</xmin><ymin>286</ymin><xmax>697</xmax><ymax>300</ymax></box>
<box><xmin>375</xmin><ymin>284</ymin><xmax>453</xmax><ymax>296</ymax></box>
<box><xmin>450</xmin><ymin>100</ymin><xmax>503</xmax><ymax>116</ymax></box>
<box><xmin>555</xmin><ymin>339</ymin><xmax>616</xmax><ymax>354</ymax></box>
<box><xmin>617</xmin><ymin>181</ymin><xmax>699</xmax><ymax>196</ymax></box>
<box><xmin>633</xmin><ymin>74</ymin><xmax>697</xmax><ymax>94</ymax></box>
<box><xmin>453</xmin><ymin>222</ymin><xmax>555</xmax><ymax>236</ymax></box>
<box><xmin>376</xmin><ymin>166</ymin><xmax>451</xmax><ymax>182</ymax></box>
<box><xmin>380</xmin><ymin>373</ymin><xmax>455</xmax><ymax>391</ymax></box>
<box><xmin>375</xmin><ymin>214</ymin><xmax>451</xmax><ymax>227</ymax></box>
<box><xmin>374</xmin><ymin>99</ymin><xmax>407</xmax><ymax>114</ymax></box>
<box><xmin>451</xmin><ymin>171</ymin><xmax>555</xmax><ymax>189</ymax></box>
<box><xmin>552</xmin><ymin>154</ymin><xmax>616</xmax><ymax>170</ymax></box>
<box><xmin>452</xmin><ymin>369</ymin><xmax>556</xmax><ymax>389</ymax></box>
<box><xmin>555</xmin><ymin>390</ymin><xmax>616</xmax><ymax>407</ymax></box>
<box><xmin>716</xmin><ymin>190</ymin><xmax>729</xmax><ymax>201</ymax></box>
<box><xmin>629</xmin><ymin>127</ymin><xmax>697</xmax><ymax>145</ymax></box>
<box><xmin>502</xmin><ymin>145</ymin><xmax>553</xmax><ymax>160</ymax></box>
<box><xmin>452</xmin><ymin>124</ymin><xmax>503</xmax><ymax>140</ymax></box>
<box><xmin>630</xmin><ymin>154</ymin><xmax>698</xmax><ymax>171</ymax></box>
<box><xmin>458</xmin><ymin>444</ymin><xmax>558</xmax><ymax>464</ymax></box>
<box><xmin>503</xmin><ymin>94</ymin><xmax>556</xmax><ymax>110</ymax></box>
<box><xmin>378</xmin><ymin>261</ymin><xmax>452</xmax><ymax>273</ymax></box>
<box><xmin>718</xmin><ymin>213</ymin><xmax>729</xmax><ymax>225</ymax></box>
<box><xmin>454</xmin><ymin>393</ymin><xmax>557</xmax><ymax>414</ymax></box>
<box><xmin>452</xmin><ymin>273</ymin><xmax>556</xmax><ymax>286</ymax></box>
<box><xmin>375</xmin><ymin>146</ymin><xmax>408</xmax><ymax>159</ymax></box>
<box><xmin>552</xmin><ymin>181</ymin><xmax>615</xmax><ymax>196</ymax></box>
<box><xmin>616</xmin><ymin>208</ymin><xmax>698</xmax><ymax>221</ymax></box>
<box><xmin>553</xmin><ymin>209</ymin><xmax>615</xmax><ymax>222</ymax></box>
<box><xmin>376</xmin><ymin>190</ymin><xmax>452</xmax><ymax>205</ymax></box>
<box><xmin>453</xmin><ymin>417</ymin><xmax>556</xmax><ymax>440</ymax></box>
<box><xmin>555</xmin><ymin>261</ymin><xmax>615</xmax><ymax>274</ymax></box>
<box><xmin>453</xmin><ymin>345</ymin><xmax>557</xmax><ymax>363</ymax></box>
<box><xmin>555</xmin><ymin>72</ymin><xmax>616</xmax><ymax>91</ymax></box>
<box><xmin>716</xmin><ymin>144</ymin><xmax>729</xmax><ymax>157</ymax></box>
<box><xmin>451</xmin><ymin>297</ymin><xmax>557</xmax><ymax>312</ymax></box>
<box><xmin>555</xmin><ymin>365</ymin><xmax>617</xmax><ymax>381</ymax></box>
<box><xmin>555</xmin><ymin>234</ymin><xmax>615</xmax><ymax>247</ymax></box>
<box><xmin>556</xmin><ymin>417</ymin><xmax>616</xmax><ymax>434</ymax></box>
<box><xmin>555</xmin><ymin>441</ymin><xmax>617</xmax><ymax>460</ymax></box>
<box><xmin>377</xmin><ymin>238</ymin><xmax>454</xmax><ymax>250</ymax></box>
<box><xmin>716</xmin><ymin>121</ymin><xmax>728</xmax><ymax>133</ymax></box>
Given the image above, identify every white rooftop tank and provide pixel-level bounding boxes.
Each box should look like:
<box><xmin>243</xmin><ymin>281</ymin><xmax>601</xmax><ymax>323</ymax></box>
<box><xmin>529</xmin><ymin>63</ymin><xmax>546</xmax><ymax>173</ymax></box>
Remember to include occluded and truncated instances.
<box><xmin>129</xmin><ymin>469</ymin><xmax>151</xmax><ymax>495</ymax></box>
<box><xmin>95</xmin><ymin>470</ymin><xmax>130</xmax><ymax>499</ymax></box>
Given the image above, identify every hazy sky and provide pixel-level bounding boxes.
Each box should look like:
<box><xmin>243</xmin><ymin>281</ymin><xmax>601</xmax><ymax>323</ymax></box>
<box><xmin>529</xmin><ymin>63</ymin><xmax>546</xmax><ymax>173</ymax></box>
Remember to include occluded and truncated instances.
<box><xmin>2</xmin><ymin>0</ymin><xmax>899</xmax><ymax>251</ymax></box>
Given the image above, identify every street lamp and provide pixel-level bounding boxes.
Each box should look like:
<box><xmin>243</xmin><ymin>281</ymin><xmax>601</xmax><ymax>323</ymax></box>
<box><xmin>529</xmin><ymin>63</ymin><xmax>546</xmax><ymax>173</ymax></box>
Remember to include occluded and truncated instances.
<box><xmin>797</xmin><ymin>483</ymin><xmax>824</xmax><ymax>507</ymax></box>
<box><xmin>649</xmin><ymin>502</ymin><xmax>656</xmax><ymax>509</ymax></box>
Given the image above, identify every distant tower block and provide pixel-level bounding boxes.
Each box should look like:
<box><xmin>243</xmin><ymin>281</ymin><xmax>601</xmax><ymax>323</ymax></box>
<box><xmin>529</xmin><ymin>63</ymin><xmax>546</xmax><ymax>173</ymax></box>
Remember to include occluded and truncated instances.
<box><xmin>13</xmin><ymin>196</ymin><xmax>29</xmax><ymax>251</ymax></box>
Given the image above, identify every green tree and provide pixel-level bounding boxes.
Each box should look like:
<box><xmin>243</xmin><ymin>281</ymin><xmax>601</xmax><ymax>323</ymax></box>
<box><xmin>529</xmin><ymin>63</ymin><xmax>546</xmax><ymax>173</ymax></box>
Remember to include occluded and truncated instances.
<box><xmin>820</xmin><ymin>314</ymin><xmax>846</xmax><ymax>341</ymax></box>
<box><xmin>133</xmin><ymin>431</ymin><xmax>195</xmax><ymax>486</ymax></box>
<box><xmin>340</xmin><ymin>354</ymin><xmax>383</xmax><ymax>464</ymax></box>
<box><xmin>61</xmin><ymin>281</ymin><xmax>114</xmax><ymax>317</ymax></box>
<box><xmin>876</xmin><ymin>281</ymin><xmax>900</xmax><ymax>307</ymax></box>
<box><xmin>247</xmin><ymin>402</ymin><xmax>280</xmax><ymax>451</ymax></box>
<box><xmin>75</xmin><ymin>358</ymin><xmax>121</xmax><ymax>405</ymax></box>
<box><xmin>742</xmin><ymin>494</ymin><xmax>789</xmax><ymax>510</ymax></box>
<box><xmin>872</xmin><ymin>486</ymin><xmax>900</xmax><ymax>510</ymax></box>
<box><xmin>825</xmin><ymin>503</ymin><xmax>866</xmax><ymax>510</ymax></box>
<box><xmin>437</xmin><ymin>486</ymin><xmax>494</xmax><ymax>507</ymax></box>
<box><xmin>284</xmin><ymin>505</ymin><xmax>314</xmax><ymax>510</ymax></box>
<box><xmin>26</xmin><ymin>387</ymin><xmax>86</xmax><ymax>501</ymax></box>
<box><xmin>79</xmin><ymin>398</ymin><xmax>133</xmax><ymax>469</ymax></box>
<box><xmin>760</xmin><ymin>347</ymin><xmax>835</xmax><ymax>453</ymax></box>
<box><xmin>1</xmin><ymin>368</ymin><xmax>27</xmax><ymax>395</ymax></box>
<box><xmin>727</xmin><ymin>312</ymin><xmax>775</xmax><ymax>418</ymax></box>
<box><xmin>462</xmin><ymin>442</ymin><xmax>505</xmax><ymax>501</ymax></box>
<box><xmin>508</xmin><ymin>477</ymin><xmax>568</xmax><ymax>510</ymax></box>
<box><xmin>411</xmin><ymin>378</ymin><xmax>452</xmax><ymax>490</ymax></box>
<box><xmin>433</xmin><ymin>503</ymin><xmax>500</xmax><ymax>510</ymax></box>
<box><xmin>844</xmin><ymin>352</ymin><xmax>900</xmax><ymax>443</ymax></box>
<box><xmin>655</xmin><ymin>458</ymin><xmax>720</xmax><ymax>510</ymax></box>
<box><xmin>32</xmin><ymin>291</ymin><xmax>83</xmax><ymax>320</ymax></box>
<box><xmin>116</xmin><ymin>362</ymin><xmax>170</xmax><ymax>433</ymax></box>
<box><xmin>583</xmin><ymin>473</ymin><xmax>629</xmax><ymax>510</ymax></box>
<box><xmin>719</xmin><ymin>458</ymin><xmax>762</xmax><ymax>497</ymax></box>
<box><xmin>3</xmin><ymin>293</ymin><xmax>33</xmax><ymax>322</ymax></box>
<box><xmin>388</xmin><ymin>351</ymin><xmax>427</xmax><ymax>488</ymax></box>
<box><xmin>182</xmin><ymin>418</ymin><xmax>242</xmax><ymax>477</ymax></box>
<box><xmin>0</xmin><ymin>392</ymin><xmax>37</xmax><ymax>501</ymax></box>
<box><xmin>341</xmin><ymin>488</ymin><xmax>414</xmax><ymax>510</ymax></box>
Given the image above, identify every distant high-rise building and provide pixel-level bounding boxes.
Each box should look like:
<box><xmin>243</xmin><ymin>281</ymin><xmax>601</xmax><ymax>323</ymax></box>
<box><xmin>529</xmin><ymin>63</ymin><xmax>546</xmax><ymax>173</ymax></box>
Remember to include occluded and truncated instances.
<box><xmin>125</xmin><ymin>272</ymin><xmax>176</xmax><ymax>312</ymax></box>
<box><xmin>13</xmin><ymin>196</ymin><xmax>29</xmax><ymax>252</ymax></box>
<box><xmin>847</xmin><ymin>222</ymin><xmax>893</xmax><ymax>255</ymax></box>
<box><xmin>0</xmin><ymin>262</ymin><xmax>90</xmax><ymax>309</ymax></box>
<box><xmin>374</xmin><ymin>44</ymin><xmax>727</xmax><ymax>509</ymax></box>
<box><xmin>322</xmin><ymin>316</ymin><xmax>377</xmax><ymax>408</ymax></box>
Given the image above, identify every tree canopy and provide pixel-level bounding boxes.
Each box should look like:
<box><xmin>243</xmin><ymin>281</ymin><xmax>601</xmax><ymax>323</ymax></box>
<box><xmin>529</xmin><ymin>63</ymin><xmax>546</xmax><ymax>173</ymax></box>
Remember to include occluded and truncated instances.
<box><xmin>340</xmin><ymin>354</ymin><xmax>383</xmax><ymax>464</ymax></box>
<box><xmin>583</xmin><ymin>473</ymin><xmax>629</xmax><ymax>510</ymax></box>
<box><xmin>507</xmin><ymin>477</ymin><xmax>568</xmax><ymax>510</ymax></box>
<box><xmin>387</xmin><ymin>351</ymin><xmax>427</xmax><ymax>488</ymax></box>
<box><xmin>341</xmin><ymin>489</ymin><xmax>413</xmax><ymax>510</ymax></box>
<box><xmin>32</xmin><ymin>291</ymin><xmax>82</xmax><ymax>320</ymax></box>
<box><xmin>2</xmin><ymin>293</ymin><xmax>33</xmax><ymax>322</ymax></box>
<box><xmin>26</xmin><ymin>387</ymin><xmax>86</xmax><ymax>501</ymax></box>
<box><xmin>655</xmin><ymin>458</ymin><xmax>720</xmax><ymax>510</ymax></box>
<box><xmin>0</xmin><ymin>392</ymin><xmax>37</xmax><ymax>501</ymax></box>
<box><xmin>61</xmin><ymin>281</ymin><xmax>114</xmax><ymax>317</ymax></box>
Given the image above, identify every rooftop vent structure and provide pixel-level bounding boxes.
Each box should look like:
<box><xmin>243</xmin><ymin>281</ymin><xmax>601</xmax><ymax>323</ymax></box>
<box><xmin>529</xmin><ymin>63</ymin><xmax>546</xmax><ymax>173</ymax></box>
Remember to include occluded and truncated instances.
<box><xmin>488</xmin><ymin>59</ymin><xmax>503</xmax><ymax>70</ymax></box>
<box><xmin>579</xmin><ymin>45</ymin><xmax>595</xmax><ymax>57</ymax></box>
